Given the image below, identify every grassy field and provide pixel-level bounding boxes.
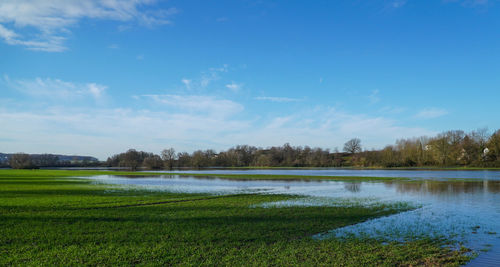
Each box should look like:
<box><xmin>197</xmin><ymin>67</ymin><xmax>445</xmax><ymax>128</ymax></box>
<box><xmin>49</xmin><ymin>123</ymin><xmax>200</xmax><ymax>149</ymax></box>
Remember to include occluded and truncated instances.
<box><xmin>0</xmin><ymin>170</ymin><xmax>470</xmax><ymax>266</ymax></box>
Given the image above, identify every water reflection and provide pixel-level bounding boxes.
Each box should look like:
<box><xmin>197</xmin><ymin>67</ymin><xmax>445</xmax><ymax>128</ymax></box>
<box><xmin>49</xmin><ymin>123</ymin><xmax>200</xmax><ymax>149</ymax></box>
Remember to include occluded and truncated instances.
<box><xmin>344</xmin><ymin>182</ymin><xmax>361</xmax><ymax>193</ymax></box>
<box><xmin>147</xmin><ymin>168</ymin><xmax>500</xmax><ymax>180</ymax></box>
<box><xmin>385</xmin><ymin>180</ymin><xmax>500</xmax><ymax>195</ymax></box>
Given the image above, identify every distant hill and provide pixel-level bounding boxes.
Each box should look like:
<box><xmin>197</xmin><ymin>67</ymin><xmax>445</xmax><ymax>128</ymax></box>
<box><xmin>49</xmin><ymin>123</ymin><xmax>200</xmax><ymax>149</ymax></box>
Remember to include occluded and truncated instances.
<box><xmin>0</xmin><ymin>153</ymin><xmax>99</xmax><ymax>166</ymax></box>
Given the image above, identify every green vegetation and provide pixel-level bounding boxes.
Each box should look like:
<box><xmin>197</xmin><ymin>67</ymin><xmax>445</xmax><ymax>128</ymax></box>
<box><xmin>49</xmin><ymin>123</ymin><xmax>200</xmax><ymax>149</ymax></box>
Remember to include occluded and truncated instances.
<box><xmin>0</xmin><ymin>170</ymin><xmax>470</xmax><ymax>266</ymax></box>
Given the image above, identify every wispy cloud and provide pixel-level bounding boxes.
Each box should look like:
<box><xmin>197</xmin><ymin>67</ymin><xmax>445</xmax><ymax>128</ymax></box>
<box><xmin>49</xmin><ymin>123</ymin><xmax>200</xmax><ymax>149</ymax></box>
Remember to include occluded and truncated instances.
<box><xmin>254</xmin><ymin>96</ymin><xmax>302</xmax><ymax>103</ymax></box>
<box><xmin>226</xmin><ymin>82</ymin><xmax>242</xmax><ymax>92</ymax></box>
<box><xmin>382</xmin><ymin>0</ymin><xmax>407</xmax><ymax>11</ymax></box>
<box><xmin>3</xmin><ymin>76</ymin><xmax>107</xmax><ymax>101</ymax></box>
<box><xmin>390</xmin><ymin>0</ymin><xmax>407</xmax><ymax>8</ymax></box>
<box><xmin>0</xmin><ymin>75</ymin><xmax>438</xmax><ymax>159</ymax></box>
<box><xmin>141</xmin><ymin>94</ymin><xmax>244</xmax><ymax>116</ymax></box>
<box><xmin>228</xmin><ymin>106</ymin><xmax>435</xmax><ymax>151</ymax></box>
<box><xmin>368</xmin><ymin>89</ymin><xmax>380</xmax><ymax>104</ymax></box>
<box><xmin>180</xmin><ymin>65</ymin><xmax>229</xmax><ymax>91</ymax></box>
<box><xmin>0</xmin><ymin>0</ymin><xmax>178</xmax><ymax>52</ymax></box>
<box><xmin>442</xmin><ymin>0</ymin><xmax>491</xmax><ymax>9</ymax></box>
<box><xmin>200</xmin><ymin>64</ymin><xmax>228</xmax><ymax>88</ymax></box>
<box><xmin>415</xmin><ymin>107</ymin><xmax>449</xmax><ymax>119</ymax></box>
<box><xmin>0</xmin><ymin>102</ymin><xmax>435</xmax><ymax>159</ymax></box>
<box><xmin>0</xmin><ymin>107</ymin><xmax>251</xmax><ymax>159</ymax></box>
<box><xmin>87</xmin><ymin>83</ymin><xmax>107</xmax><ymax>99</ymax></box>
<box><xmin>216</xmin><ymin>17</ymin><xmax>229</xmax><ymax>22</ymax></box>
<box><xmin>380</xmin><ymin>106</ymin><xmax>406</xmax><ymax>114</ymax></box>
<box><xmin>444</xmin><ymin>0</ymin><xmax>489</xmax><ymax>6</ymax></box>
<box><xmin>181</xmin><ymin>79</ymin><xmax>192</xmax><ymax>90</ymax></box>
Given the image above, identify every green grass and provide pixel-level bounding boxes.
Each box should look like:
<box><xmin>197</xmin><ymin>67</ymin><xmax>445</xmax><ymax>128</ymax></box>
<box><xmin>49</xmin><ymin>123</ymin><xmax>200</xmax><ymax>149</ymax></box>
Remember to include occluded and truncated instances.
<box><xmin>0</xmin><ymin>170</ymin><xmax>471</xmax><ymax>266</ymax></box>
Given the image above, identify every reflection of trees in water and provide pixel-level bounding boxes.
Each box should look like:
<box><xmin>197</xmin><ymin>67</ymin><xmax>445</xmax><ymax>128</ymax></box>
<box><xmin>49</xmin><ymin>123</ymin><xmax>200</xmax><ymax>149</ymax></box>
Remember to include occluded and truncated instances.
<box><xmin>344</xmin><ymin>182</ymin><xmax>361</xmax><ymax>193</ymax></box>
<box><xmin>384</xmin><ymin>180</ymin><xmax>500</xmax><ymax>195</ymax></box>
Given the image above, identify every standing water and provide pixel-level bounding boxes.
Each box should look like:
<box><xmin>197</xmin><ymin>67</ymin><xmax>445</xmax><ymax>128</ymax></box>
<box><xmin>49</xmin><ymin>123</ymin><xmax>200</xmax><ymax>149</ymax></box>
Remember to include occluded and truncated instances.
<box><xmin>150</xmin><ymin>168</ymin><xmax>500</xmax><ymax>180</ymax></box>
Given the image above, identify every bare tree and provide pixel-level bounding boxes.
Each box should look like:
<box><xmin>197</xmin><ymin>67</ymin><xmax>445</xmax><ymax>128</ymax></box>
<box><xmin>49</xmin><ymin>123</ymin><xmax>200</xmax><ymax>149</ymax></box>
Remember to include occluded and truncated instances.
<box><xmin>343</xmin><ymin>138</ymin><xmax>362</xmax><ymax>154</ymax></box>
<box><xmin>143</xmin><ymin>155</ymin><xmax>163</xmax><ymax>169</ymax></box>
<box><xmin>120</xmin><ymin>149</ymin><xmax>141</xmax><ymax>170</ymax></box>
<box><xmin>161</xmin><ymin>148</ymin><xmax>176</xmax><ymax>170</ymax></box>
<box><xmin>9</xmin><ymin>153</ymin><xmax>34</xmax><ymax>169</ymax></box>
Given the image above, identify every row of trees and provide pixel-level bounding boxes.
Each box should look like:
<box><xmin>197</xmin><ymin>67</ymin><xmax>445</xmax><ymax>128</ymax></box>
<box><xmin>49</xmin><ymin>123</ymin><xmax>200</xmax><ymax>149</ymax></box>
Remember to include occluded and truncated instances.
<box><xmin>106</xmin><ymin>129</ymin><xmax>500</xmax><ymax>169</ymax></box>
<box><xmin>359</xmin><ymin>129</ymin><xmax>500</xmax><ymax>167</ymax></box>
<box><xmin>7</xmin><ymin>128</ymin><xmax>500</xmax><ymax>169</ymax></box>
<box><xmin>106</xmin><ymin>144</ymin><xmax>348</xmax><ymax>170</ymax></box>
<box><xmin>5</xmin><ymin>153</ymin><xmax>99</xmax><ymax>169</ymax></box>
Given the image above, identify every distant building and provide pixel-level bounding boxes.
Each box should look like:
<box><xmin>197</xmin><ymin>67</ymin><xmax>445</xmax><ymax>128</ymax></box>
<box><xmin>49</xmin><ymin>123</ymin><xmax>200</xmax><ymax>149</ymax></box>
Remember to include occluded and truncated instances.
<box><xmin>458</xmin><ymin>148</ymin><xmax>466</xmax><ymax>161</ymax></box>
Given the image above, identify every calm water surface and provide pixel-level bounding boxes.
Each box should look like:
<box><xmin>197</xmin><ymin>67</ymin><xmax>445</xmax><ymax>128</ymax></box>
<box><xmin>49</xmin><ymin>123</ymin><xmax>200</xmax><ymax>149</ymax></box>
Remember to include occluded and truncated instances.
<box><xmin>86</xmin><ymin>174</ymin><xmax>500</xmax><ymax>266</ymax></box>
<box><xmin>148</xmin><ymin>168</ymin><xmax>500</xmax><ymax>180</ymax></box>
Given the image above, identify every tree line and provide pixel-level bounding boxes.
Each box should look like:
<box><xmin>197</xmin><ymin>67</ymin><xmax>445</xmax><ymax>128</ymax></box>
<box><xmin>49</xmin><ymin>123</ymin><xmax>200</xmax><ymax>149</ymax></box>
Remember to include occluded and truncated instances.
<box><xmin>2</xmin><ymin>154</ymin><xmax>99</xmax><ymax>169</ymax></box>
<box><xmin>5</xmin><ymin>128</ymin><xmax>500</xmax><ymax>169</ymax></box>
<box><xmin>104</xmin><ymin>128</ymin><xmax>500</xmax><ymax>169</ymax></box>
<box><xmin>360</xmin><ymin>129</ymin><xmax>500</xmax><ymax>168</ymax></box>
<box><xmin>106</xmin><ymin>144</ymin><xmax>346</xmax><ymax>170</ymax></box>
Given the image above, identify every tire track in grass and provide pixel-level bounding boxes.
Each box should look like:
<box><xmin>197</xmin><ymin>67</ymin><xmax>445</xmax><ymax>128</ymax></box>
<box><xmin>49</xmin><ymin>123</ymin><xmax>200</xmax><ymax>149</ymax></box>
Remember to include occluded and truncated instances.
<box><xmin>80</xmin><ymin>193</ymin><xmax>250</xmax><ymax>210</ymax></box>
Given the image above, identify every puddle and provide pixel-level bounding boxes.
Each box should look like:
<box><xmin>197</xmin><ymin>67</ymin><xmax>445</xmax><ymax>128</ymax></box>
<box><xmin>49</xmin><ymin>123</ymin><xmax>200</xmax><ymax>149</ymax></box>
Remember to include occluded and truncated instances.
<box><xmin>252</xmin><ymin>196</ymin><xmax>393</xmax><ymax>208</ymax></box>
<box><xmin>83</xmin><ymin>175</ymin><xmax>500</xmax><ymax>266</ymax></box>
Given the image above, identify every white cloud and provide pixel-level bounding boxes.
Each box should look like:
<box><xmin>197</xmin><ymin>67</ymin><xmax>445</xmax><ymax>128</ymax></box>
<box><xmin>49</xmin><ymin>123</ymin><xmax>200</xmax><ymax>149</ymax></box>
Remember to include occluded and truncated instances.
<box><xmin>0</xmin><ymin>106</ymin><xmax>250</xmax><ymax>159</ymax></box>
<box><xmin>142</xmin><ymin>94</ymin><xmax>244</xmax><ymax>116</ymax></box>
<box><xmin>0</xmin><ymin>75</ymin><xmax>438</xmax><ymax>160</ymax></box>
<box><xmin>442</xmin><ymin>0</ymin><xmax>491</xmax><ymax>8</ymax></box>
<box><xmin>180</xmin><ymin>65</ymin><xmax>229</xmax><ymax>91</ymax></box>
<box><xmin>3</xmin><ymin>76</ymin><xmax>107</xmax><ymax>101</ymax></box>
<box><xmin>87</xmin><ymin>83</ymin><xmax>107</xmax><ymax>100</ymax></box>
<box><xmin>228</xmin><ymin>107</ymin><xmax>435</xmax><ymax>151</ymax></box>
<box><xmin>380</xmin><ymin>106</ymin><xmax>406</xmax><ymax>114</ymax></box>
<box><xmin>209</xmin><ymin>65</ymin><xmax>229</xmax><ymax>73</ymax></box>
<box><xmin>0</xmin><ymin>0</ymin><xmax>177</xmax><ymax>52</ymax></box>
<box><xmin>391</xmin><ymin>0</ymin><xmax>407</xmax><ymax>8</ymax></box>
<box><xmin>200</xmin><ymin>65</ymin><xmax>228</xmax><ymax>88</ymax></box>
<box><xmin>0</xmin><ymin>24</ymin><xmax>17</xmax><ymax>40</ymax></box>
<box><xmin>254</xmin><ymin>96</ymin><xmax>302</xmax><ymax>102</ymax></box>
<box><xmin>0</xmin><ymin>99</ymin><xmax>437</xmax><ymax>159</ymax></box>
<box><xmin>448</xmin><ymin>0</ymin><xmax>489</xmax><ymax>6</ymax></box>
<box><xmin>225</xmin><ymin>82</ymin><xmax>242</xmax><ymax>92</ymax></box>
<box><xmin>415</xmin><ymin>107</ymin><xmax>449</xmax><ymax>119</ymax></box>
<box><xmin>181</xmin><ymin>79</ymin><xmax>192</xmax><ymax>90</ymax></box>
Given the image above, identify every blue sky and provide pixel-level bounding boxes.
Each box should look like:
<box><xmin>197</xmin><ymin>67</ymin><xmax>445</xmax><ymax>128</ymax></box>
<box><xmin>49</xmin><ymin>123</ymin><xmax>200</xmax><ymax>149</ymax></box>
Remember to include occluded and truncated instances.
<box><xmin>1</xmin><ymin>0</ymin><xmax>499</xmax><ymax>159</ymax></box>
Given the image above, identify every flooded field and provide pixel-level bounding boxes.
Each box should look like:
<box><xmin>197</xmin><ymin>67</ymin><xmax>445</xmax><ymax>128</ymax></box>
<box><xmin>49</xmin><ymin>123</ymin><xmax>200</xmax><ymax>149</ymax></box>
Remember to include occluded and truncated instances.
<box><xmin>87</xmin><ymin>174</ymin><xmax>500</xmax><ymax>266</ymax></box>
<box><xmin>151</xmin><ymin>168</ymin><xmax>500</xmax><ymax>180</ymax></box>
